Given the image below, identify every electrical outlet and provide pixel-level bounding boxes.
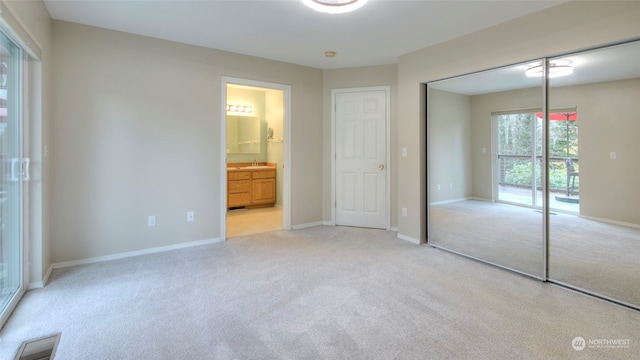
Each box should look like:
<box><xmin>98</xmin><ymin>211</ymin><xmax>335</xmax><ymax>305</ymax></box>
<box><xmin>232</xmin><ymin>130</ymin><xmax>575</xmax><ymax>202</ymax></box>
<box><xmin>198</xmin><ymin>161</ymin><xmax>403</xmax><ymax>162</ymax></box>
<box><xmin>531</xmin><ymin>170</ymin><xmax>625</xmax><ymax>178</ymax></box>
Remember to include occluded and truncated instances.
<box><xmin>437</xmin><ymin>184</ymin><xmax>441</xmax><ymax>191</ymax></box>
<box><xmin>148</xmin><ymin>216</ymin><xmax>156</xmax><ymax>227</ymax></box>
<box><xmin>450</xmin><ymin>183</ymin><xmax>453</xmax><ymax>190</ymax></box>
<box><xmin>187</xmin><ymin>211</ymin><xmax>194</xmax><ymax>222</ymax></box>
<box><xmin>402</xmin><ymin>207</ymin><xmax>407</xmax><ymax>217</ymax></box>
<box><xmin>402</xmin><ymin>147</ymin><xmax>408</xmax><ymax>157</ymax></box>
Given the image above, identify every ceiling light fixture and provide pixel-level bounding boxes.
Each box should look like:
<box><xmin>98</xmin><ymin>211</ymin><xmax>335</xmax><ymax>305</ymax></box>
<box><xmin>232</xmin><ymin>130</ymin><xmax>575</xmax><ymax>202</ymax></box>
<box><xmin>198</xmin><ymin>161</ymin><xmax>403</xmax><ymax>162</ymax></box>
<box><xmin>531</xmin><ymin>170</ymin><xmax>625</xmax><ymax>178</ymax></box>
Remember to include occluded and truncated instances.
<box><xmin>325</xmin><ymin>51</ymin><xmax>336</xmax><ymax>58</ymax></box>
<box><xmin>301</xmin><ymin>0</ymin><xmax>369</xmax><ymax>14</ymax></box>
<box><xmin>526</xmin><ymin>60</ymin><xmax>573</xmax><ymax>78</ymax></box>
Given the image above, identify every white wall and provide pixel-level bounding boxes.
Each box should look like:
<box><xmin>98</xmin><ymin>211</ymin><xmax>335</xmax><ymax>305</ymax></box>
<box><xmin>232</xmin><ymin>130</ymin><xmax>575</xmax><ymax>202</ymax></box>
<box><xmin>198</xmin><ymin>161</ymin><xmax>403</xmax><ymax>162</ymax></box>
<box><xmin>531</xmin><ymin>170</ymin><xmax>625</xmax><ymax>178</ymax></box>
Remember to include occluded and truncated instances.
<box><xmin>550</xmin><ymin>79</ymin><xmax>640</xmax><ymax>224</ymax></box>
<box><xmin>397</xmin><ymin>1</ymin><xmax>640</xmax><ymax>242</ymax></box>
<box><xmin>428</xmin><ymin>89</ymin><xmax>471</xmax><ymax>204</ymax></box>
<box><xmin>10</xmin><ymin>0</ymin><xmax>640</xmax><ymax>270</ymax></box>
<box><xmin>51</xmin><ymin>21</ymin><xmax>323</xmax><ymax>263</ymax></box>
<box><xmin>1</xmin><ymin>0</ymin><xmax>53</xmax><ymax>286</ymax></box>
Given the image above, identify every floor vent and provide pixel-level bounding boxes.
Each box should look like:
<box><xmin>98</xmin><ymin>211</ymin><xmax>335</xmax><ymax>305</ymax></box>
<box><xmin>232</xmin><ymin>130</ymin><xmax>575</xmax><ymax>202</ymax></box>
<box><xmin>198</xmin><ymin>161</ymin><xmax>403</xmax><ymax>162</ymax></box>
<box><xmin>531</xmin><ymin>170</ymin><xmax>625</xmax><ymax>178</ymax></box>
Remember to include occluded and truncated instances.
<box><xmin>15</xmin><ymin>333</ymin><xmax>60</xmax><ymax>360</ymax></box>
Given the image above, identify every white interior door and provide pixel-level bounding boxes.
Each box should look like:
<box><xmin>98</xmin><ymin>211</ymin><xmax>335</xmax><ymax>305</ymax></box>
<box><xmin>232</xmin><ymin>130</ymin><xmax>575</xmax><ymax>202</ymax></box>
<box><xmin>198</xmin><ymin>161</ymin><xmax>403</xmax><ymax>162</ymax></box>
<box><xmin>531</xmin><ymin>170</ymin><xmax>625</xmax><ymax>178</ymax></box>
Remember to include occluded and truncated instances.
<box><xmin>335</xmin><ymin>90</ymin><xmax>387</xmax><ymax>228</ymax></box>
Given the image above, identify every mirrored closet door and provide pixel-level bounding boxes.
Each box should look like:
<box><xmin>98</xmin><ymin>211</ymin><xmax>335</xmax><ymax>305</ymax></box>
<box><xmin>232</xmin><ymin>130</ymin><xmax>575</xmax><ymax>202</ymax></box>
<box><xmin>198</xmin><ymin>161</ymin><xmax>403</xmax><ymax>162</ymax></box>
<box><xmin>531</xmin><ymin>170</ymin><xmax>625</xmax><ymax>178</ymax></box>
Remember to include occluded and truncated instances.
<box><xmin>428</xmin><ymin>40</ymin><xmax>640</xmax><ymax>310</ymax></box>
<box><xmin>547</xmin><ymin>41</ymin><xmax>640</xmax><ymax>308</ymax></box>
<box><xmin>428</xmin><ymin>63</ymin><xmax>545</xmax><ymax>279</ymax></box>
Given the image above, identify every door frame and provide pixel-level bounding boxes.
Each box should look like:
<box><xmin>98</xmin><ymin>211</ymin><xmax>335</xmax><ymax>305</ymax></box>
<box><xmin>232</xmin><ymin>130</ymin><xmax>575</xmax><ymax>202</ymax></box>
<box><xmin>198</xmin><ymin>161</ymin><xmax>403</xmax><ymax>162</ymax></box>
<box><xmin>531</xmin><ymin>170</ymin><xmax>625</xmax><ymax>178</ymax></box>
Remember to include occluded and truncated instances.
<box><xmin>330</xmin><ymin>86</ymin><xmax>391</xmax><ymax>229</ymax></box>
<box><xmin>0</xmin><ymin>41</ymin><xmax>28</xmax><ymax>328</ymax></box>
<box><xmin>220</xmin><ymin>77</ymin><xmax>292</xmax><ymax>238</ymax></box>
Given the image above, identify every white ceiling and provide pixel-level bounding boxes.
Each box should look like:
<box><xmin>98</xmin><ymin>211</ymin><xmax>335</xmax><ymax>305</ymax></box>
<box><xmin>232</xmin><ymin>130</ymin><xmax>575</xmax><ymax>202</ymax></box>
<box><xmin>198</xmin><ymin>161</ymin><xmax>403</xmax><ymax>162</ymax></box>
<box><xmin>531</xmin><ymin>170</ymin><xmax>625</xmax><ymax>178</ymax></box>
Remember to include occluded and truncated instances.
<box><xmin>42</xmin><ymin>0</ymin><xmax>567</xmax><ymax>69</ymax></box>
<box><xmin>430</xmin><ymin>40</ymin><xmax>640</xmax><ymax>95</ymax></box>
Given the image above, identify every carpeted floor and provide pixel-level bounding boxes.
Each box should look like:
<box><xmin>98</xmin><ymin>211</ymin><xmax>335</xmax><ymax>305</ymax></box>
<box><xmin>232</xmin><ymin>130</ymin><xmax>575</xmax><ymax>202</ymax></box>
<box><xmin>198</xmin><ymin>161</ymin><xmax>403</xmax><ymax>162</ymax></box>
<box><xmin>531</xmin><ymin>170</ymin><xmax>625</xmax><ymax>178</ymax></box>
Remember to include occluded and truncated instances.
<box><xmin>1</xmin><ymin>226</ymin><xmax>638</xmax><ymax>359</ymax></box>
<box><xmin>430</xmin><ymin>200</ymin><xmax>640</xmax><ymax>308</ymax></box>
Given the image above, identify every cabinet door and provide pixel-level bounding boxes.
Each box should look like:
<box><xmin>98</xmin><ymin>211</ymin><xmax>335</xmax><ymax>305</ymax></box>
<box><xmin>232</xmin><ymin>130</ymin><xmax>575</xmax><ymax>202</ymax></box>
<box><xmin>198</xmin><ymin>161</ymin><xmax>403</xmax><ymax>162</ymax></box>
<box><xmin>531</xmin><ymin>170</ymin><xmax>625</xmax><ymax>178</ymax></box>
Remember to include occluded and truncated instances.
<box><xmin>252</xmin><ymin>178</ymin><xmax>276</xmax><ymax>204</ymax></box>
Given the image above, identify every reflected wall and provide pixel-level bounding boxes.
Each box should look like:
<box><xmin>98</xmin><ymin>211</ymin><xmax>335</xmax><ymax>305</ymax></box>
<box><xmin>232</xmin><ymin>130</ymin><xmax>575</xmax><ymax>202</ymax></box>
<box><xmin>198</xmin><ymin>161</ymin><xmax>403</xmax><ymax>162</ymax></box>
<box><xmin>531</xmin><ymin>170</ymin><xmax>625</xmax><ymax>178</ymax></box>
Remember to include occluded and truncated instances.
<box><xmin>547</xmin><ymin>42</ymin><xmax>640</xmax><ymax>308</ymax></box>
<box><xmin>428</xmin><ymin>40</ymin><xmax>640</xmax><ymax>310</ymax></box>
<box><xmin>428</xmin><ymin>63</ymin><xmax>544</xmax><ymax>278</ymax></box>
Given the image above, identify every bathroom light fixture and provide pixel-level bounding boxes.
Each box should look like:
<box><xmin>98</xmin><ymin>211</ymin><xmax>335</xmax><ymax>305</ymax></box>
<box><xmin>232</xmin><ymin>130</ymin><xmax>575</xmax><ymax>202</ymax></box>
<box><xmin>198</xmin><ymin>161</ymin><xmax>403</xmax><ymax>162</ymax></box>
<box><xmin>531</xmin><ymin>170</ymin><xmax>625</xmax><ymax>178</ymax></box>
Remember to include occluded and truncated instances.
<box><xmin>226</xmin><ymin>104</ymin><xmax>253</xmax><ymax>113</ymax></box>
<box><xmin>526</xmin><ymin>60</ymin><xmax>573</xmax><ymax>78</ymax></box>
<box><xmin>301</xmin><ymin>0</ymin><xmax>369</xmax><ymax>14</ymax></box>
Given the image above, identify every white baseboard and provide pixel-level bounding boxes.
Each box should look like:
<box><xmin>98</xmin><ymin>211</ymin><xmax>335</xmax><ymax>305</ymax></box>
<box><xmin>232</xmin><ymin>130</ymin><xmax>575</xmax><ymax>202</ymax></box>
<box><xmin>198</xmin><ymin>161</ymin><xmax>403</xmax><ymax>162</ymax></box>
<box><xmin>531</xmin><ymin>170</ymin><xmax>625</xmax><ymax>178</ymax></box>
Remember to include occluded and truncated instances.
<box><xmin>430</xmin><ymin>197</ymin><xmax>472</xmax><ymax>206</ymax></box>
<box><xmin>291</xmin><ymin>221</ymin><xmax>324</xmax><ymax>230</ymax></box>
<box><xmin>51</xmin><ymin>237</ymin><xmax>224</xmax><ymax>270</ymax></box>
<box><xmin>470</xmin><ymin>197</ymin><xmax>493</xmax><ymax>202</ymax></box>
<box><xmin>27</xmin><ymin>265</ymin><xmax>53</xmax><ymax>290</ymax></box>
<box><xmin>389</xmin><ymin>227</ymin><xmax>399</xmax><ymax>232</ymax></box>
<box><xmin>397</xmin><ymin>233</ymin><xmax>421</xmax><ymax>244</ymax></box>
<box><xmin>579</xmin><ymin>214</ymin><xmax>640</xmax><ymax>229</ymax></box>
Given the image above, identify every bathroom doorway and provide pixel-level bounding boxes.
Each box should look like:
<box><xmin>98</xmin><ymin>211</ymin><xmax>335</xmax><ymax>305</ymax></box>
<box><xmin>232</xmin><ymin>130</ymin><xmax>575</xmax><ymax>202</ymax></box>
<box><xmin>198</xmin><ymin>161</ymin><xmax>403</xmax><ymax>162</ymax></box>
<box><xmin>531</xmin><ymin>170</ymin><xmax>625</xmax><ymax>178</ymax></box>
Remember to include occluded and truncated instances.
<box><xmin>221</xmin><ymin>78</ymin><xmax>291</xmax><ymax>238</ymax></box>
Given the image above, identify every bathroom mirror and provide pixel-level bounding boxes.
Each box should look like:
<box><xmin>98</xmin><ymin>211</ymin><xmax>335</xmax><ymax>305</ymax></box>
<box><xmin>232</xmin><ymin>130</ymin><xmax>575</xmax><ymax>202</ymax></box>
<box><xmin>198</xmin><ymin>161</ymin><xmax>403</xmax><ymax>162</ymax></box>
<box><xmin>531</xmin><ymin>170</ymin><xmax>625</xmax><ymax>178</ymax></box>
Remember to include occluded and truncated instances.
<box><xmin>547</xmin><ymin>41</ymin><xmax>640</xmax><ymax>308</ymax></box>
<box><xmin>428</xmin><ymin>61</ymin><xmax>544</xmax><ymax>278</ymax></box>
<box><xmin>226</xmin><ymin>115</ymin><xmax>260</xmax><ymax>154</ymax></box>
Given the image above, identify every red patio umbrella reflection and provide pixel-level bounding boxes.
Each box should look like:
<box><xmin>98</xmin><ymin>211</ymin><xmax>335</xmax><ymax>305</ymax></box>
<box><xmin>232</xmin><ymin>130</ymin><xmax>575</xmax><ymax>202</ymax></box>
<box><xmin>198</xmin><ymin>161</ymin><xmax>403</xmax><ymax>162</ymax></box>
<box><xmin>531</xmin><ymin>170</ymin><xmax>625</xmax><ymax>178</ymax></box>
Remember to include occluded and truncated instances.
<box><xmin>536</xmin><ymin>112</ymin><xmax>577</xmax><ymax>121</ymax></box>
<box><xmin>536</xmin><ymin>112</ymin><xmax>578</xmax><ymax>156</ymax></box>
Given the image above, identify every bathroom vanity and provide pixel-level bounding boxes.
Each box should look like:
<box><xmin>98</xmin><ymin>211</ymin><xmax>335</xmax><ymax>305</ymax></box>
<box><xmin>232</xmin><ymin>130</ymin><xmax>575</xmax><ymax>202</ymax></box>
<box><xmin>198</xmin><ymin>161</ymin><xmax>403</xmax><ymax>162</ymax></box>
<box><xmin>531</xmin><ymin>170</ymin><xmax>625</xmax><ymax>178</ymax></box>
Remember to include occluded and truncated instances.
<box><xmin>227</xmin><ymin>162</ymin><xmax>276</xmax><ymax>210</ymax></box>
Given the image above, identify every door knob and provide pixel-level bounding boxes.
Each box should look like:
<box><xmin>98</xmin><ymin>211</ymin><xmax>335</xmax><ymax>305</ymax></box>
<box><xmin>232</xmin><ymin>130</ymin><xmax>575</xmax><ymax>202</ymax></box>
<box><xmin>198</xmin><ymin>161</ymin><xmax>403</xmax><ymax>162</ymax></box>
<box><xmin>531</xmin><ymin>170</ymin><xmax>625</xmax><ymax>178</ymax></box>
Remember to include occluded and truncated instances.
<box><xmin>379</xmin><ymin>164</ymin><xmax>385</xmax><ymax>170</ymax></box>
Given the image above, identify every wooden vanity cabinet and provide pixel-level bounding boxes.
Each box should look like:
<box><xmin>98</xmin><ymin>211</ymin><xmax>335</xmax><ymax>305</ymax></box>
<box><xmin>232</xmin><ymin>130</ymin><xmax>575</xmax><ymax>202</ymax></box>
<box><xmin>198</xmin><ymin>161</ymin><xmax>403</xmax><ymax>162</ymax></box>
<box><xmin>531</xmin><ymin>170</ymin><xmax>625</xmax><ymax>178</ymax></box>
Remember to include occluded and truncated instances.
<box><xmin>227</xmin><ymin>167</ymin><xmax>276</xmax><ymax>209</ymax></box>
<box><xmin>227</xmin><ymin>171</ymin><xmax>252</xmax><ymax>208</ymax></box>
<box><xmin>251</xmin><ymin>170</ymin><xmax>276</xmax><ymax>205</ymax></box>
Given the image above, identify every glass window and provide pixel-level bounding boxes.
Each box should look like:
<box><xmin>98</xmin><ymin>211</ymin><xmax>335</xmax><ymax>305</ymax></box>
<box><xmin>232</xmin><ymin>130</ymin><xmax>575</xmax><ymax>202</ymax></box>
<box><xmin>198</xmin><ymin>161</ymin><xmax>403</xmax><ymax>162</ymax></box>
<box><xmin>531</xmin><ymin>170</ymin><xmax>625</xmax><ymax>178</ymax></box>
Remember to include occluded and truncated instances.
<box><xmin>0</xmin><ymin>29</ymin><xmax>24</xmax><ymax>327</ymax></box>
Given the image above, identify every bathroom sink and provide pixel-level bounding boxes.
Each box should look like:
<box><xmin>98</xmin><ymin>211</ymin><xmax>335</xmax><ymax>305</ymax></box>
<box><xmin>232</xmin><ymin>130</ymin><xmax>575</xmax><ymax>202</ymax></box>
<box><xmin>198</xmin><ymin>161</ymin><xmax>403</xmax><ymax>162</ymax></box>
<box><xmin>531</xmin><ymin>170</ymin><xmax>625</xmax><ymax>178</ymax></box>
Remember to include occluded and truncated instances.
<box><xmin>242</xmin><ymin>166</ymin><xmax>273</xmax><ymax>169</ymax></box>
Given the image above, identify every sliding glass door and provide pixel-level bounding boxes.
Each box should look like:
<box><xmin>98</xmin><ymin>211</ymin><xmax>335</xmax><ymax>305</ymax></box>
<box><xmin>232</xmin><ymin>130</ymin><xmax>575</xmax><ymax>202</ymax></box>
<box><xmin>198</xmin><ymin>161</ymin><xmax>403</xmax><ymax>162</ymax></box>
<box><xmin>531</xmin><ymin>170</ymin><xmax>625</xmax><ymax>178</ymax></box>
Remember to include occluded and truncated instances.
<box><xmin>494</xmin><ymin>110</ymin><xmax>579</xmax><ymax>213</ymax></box>
<box><xmin>0</xmin><ymin>31</ymin><xmax>25</xmax><ymax>326</ymax></box>
<box><xmin>495</xmin><ymin>111</ymin><xmax>542</xmax><ymax>208</ymax></box>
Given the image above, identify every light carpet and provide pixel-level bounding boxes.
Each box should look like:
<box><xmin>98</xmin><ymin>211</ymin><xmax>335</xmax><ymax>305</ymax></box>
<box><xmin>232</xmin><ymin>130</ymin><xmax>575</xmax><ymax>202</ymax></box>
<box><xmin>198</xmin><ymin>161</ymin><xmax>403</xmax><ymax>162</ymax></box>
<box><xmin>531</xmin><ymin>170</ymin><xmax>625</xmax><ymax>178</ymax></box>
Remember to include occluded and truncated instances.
<box><xmin>430</xmin><ymin>200</ymin><xmax>640</xmax><ymax>307</ymax></box>
<box><xmin>0</xmin><ymin>226</ymin><xmax>638</xmax><ymax>359</ymax></box>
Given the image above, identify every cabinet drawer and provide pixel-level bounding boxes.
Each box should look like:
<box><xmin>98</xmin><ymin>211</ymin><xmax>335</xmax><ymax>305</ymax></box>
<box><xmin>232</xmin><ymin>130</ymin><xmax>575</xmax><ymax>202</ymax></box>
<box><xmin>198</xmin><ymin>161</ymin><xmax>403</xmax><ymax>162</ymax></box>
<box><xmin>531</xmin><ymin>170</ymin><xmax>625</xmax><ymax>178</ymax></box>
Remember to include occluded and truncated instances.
<box><xmin>228</xmin><ymin>192</ymin><xmax>251</xmax><ymax>207</ymax></box>
<box><xmin>252</xmin><ymin>170</ymin><xmax>276</xmax><ymax>179</ymax></box>
<box><xmin>228</xmin><ymin>171</ymin><xmax>251</xmax><ymax>180</ymax></box>
<box><xmin>228</xmin><ymin>180</ymin><xmax>251</xmax><ymax>193</ymax></box>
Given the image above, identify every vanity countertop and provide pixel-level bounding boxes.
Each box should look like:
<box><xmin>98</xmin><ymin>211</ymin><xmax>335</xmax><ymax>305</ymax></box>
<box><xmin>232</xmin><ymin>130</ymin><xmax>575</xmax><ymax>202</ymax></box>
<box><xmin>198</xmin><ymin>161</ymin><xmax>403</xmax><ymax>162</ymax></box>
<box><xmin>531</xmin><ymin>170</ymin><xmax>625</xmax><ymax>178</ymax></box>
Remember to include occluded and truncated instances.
<box><xmin>227</xmin><ymin>162</ymin><xmax>276</xmax><ymax>171</ymax></box>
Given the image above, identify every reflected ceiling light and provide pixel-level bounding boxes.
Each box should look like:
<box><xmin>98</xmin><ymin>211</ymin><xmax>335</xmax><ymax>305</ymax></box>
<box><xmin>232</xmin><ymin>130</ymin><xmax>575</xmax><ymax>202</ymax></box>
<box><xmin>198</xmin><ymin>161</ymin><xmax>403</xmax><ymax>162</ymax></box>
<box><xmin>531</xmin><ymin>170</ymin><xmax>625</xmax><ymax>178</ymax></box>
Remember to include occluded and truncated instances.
<box><xmin>526</xmin><ymin>60</ymin><xmax>573</xmax><ymax>78</ymax></box>
<box><xmin>301</xmin><ymin>0</ymin><xmax>369</xmax><ymax>14</ymax></box>
<box><xmin>226</xmin><ymin>104</ymin><xmax>252</xmax><ymax>113</ymax></box>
